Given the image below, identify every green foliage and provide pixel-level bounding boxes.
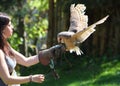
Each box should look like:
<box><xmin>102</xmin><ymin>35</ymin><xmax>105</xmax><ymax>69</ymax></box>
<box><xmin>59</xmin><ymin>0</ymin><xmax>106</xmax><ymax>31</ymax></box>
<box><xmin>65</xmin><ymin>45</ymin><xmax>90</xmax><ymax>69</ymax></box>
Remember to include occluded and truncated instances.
<box><xmin>25</xmin><ymin>17</ymin><xmax>48</xmax><ymax>40</ymax></box>
<box><xmin>0</xmin><ymin>0</ymin><xmax>16</xmax><ymax>11</ymax></box>
<box><xmin>28</xmin><ymin>0</ymin><xmax>48</xmax><ymax>11</ymax></box>
<box><xmin>9</xmin><ymin>33</ymin><xmax>23</xmax><ymax>50</ymax></box>
<box><xmin>1</xmin><ymin>0</ymin><xmax>48</xmax><ymax>52</ymax></box>
<box><xmin>23</xmin><ymin>0</ymin><xmax>48</xmax><ymax>50</ymax></box>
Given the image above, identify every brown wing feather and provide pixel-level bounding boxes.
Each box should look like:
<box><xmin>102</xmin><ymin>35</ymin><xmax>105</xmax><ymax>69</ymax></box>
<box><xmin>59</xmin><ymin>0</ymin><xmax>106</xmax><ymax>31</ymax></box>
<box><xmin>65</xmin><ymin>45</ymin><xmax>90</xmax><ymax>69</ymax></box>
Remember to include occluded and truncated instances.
<box><xmin>68</xmin><ymin>4</ymin><xmax>88</xmax><ymax>33</ymax></box>
<box><xmin>71</xmin><ymin>15</ymin><xmax>109</xmax><ymax>43</ymax></box>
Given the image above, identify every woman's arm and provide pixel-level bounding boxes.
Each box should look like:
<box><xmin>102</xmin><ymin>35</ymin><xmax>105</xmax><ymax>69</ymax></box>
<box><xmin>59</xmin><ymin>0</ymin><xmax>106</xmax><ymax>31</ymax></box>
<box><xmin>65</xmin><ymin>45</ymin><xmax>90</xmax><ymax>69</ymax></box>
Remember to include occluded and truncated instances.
<box><xmin>11</xmin><ymin>44</ymin><xmax>65</xmax><ymax>67</ymax></box>
<box><xmin>0</xmin><ymin>50</ymin><xmax>30</xmax><ymax>84</ymax></box>
<box><xmin>0</xmin><ymin>50</ymin><xmax>44</xmax><ymax>85</ymax></box>
<box><xmin>11</xmin><ymin>48</ymin><xmax>39</xmax><ymax>67</ymax></box>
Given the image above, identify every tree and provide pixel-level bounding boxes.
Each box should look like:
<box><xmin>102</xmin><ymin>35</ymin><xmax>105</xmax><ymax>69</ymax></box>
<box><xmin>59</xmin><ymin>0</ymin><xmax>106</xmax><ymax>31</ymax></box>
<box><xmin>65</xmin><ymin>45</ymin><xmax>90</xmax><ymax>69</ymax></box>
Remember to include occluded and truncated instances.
<box><xmin>47</xmin><ymin>0</ymin><xmax>55</xmax><ymax>47</ymax></box>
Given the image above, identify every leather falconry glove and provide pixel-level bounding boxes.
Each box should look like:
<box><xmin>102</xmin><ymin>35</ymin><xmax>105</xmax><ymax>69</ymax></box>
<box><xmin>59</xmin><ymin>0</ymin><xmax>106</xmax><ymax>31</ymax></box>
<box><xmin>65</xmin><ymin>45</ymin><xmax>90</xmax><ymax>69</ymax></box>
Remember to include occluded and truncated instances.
<box><xmin>38</xmin><ymin>44</ymin><xmax>65</xmax><ymax>66</ymax></box>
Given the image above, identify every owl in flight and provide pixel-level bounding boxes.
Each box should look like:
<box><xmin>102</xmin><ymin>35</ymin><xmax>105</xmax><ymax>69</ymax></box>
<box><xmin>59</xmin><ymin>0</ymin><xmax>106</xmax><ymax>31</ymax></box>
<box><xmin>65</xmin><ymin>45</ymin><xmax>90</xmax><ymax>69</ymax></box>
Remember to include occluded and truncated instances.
<box><xmin>57</xmin><ymin>4</ymin><xmax>109</xmax><ymax>55</ymax></box>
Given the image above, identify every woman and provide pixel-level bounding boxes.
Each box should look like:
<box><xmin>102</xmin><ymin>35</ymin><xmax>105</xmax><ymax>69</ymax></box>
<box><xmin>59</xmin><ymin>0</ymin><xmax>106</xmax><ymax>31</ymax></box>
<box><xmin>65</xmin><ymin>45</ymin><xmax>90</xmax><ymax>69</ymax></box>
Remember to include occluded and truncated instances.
<box><xmin>0</xmin><ymin>12</ymin><xmax>64</xmax><ymax>86</ymax></box>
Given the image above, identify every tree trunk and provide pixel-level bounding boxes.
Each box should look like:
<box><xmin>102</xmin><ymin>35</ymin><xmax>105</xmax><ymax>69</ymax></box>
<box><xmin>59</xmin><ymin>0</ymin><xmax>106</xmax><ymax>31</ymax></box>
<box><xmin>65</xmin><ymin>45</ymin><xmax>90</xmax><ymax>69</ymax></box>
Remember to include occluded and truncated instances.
<box><xmin>47</xmin><ymin>0</ymin><xmax>55</xmax><ymax>48</ymax></box>
<box><xmin>16</xmin><ymin>0</ymin><xmax>27</xmax><ymax>55</ymax></box>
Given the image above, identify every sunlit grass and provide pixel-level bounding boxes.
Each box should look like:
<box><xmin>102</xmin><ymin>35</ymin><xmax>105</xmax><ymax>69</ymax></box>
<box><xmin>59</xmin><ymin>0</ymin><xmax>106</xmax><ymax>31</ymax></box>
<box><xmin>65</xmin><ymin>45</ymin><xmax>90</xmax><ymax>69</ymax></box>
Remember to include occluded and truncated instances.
<box><xmin>22</xmin><ymin>56</ymin><xmax>120</xmax><ymax>86</ymax></box>
<box><xmin>92</xmin><ymin>60</ymin><xmax>120</xmax><ymax>86</ymax></box>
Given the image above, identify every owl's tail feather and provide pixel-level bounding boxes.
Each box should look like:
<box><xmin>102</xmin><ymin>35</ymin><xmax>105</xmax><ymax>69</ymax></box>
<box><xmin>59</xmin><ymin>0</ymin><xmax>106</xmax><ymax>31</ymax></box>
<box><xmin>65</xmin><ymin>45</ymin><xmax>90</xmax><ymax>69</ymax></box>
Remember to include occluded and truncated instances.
<box><xmin>70</xmin><ymin>46</ymin><xmax>83</xmax><ymax>55</ymax></box>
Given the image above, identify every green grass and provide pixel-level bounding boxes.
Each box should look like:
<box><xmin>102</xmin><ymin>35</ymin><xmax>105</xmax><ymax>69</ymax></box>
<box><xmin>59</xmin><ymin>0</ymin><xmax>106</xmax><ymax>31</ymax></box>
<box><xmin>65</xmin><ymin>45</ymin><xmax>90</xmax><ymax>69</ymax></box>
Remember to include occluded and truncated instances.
<box><xmin>21</xmin><ymin>55</ymin><xmax>120</xmax><ymax>86</ymax></box>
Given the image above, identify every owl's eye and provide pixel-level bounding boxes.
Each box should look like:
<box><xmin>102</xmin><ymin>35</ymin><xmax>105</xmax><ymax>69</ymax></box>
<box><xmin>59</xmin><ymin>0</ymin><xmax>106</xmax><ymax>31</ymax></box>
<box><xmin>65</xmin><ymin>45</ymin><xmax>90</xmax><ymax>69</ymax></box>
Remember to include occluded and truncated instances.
<box><xmin>59</xmin><ymin>38</ymin><xmax>62</xmax><ymax>41</ymax></box>
<box><xmin>57</xmin><ymin>37</ymin><xmax>62</xmax><ymax>42</ymax></box>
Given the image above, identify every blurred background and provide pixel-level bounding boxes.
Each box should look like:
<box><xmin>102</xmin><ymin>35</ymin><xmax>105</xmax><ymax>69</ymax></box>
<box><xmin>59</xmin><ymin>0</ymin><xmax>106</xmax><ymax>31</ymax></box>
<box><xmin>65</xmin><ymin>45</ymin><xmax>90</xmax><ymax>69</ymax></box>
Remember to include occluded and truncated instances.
<box><xmin>0</xmin><ymin>0</ymin><xmax>120</xmax><ymax>86</ymax></box>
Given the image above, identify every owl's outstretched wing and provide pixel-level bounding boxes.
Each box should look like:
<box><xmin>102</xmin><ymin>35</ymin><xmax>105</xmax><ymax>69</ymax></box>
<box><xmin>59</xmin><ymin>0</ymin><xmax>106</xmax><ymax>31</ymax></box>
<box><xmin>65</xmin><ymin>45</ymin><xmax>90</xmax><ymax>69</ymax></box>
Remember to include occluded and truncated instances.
<box><xmin>72</xmin><ymin>15</ymin><xmax>109</xmax><ymax>43</ymax></box>
<box><xmin>68</xmin><ymin>4</ymin><xmax>88</xmax><ymax>33</ymax></box>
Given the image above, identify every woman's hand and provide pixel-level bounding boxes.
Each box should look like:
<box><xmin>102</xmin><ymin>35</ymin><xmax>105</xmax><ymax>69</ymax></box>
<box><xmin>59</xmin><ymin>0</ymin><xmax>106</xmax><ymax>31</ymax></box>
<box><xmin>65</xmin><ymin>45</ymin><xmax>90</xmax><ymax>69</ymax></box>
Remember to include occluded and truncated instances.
<box><xmin>30</xmin><ymin>74</ymin><xmax>45</xmax><ymax>83</ymax></box>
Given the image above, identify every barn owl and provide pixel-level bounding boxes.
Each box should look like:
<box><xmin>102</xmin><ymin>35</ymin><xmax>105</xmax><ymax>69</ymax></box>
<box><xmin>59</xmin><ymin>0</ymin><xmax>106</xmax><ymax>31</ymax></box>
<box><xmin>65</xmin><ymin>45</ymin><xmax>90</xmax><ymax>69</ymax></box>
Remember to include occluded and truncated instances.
<box><xmin>57</xmin><ymin>4</ymin><xmax>109</xmax><ymax>55</ymax></box>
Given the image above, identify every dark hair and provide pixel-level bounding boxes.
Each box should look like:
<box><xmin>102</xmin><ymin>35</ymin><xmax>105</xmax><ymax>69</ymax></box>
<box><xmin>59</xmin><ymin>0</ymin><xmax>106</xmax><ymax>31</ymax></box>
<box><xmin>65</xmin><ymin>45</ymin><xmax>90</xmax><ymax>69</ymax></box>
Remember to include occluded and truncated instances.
<box><xmin>0</xmin><ymin>12</ymin><xmax>13</xmax><ymax>55</ymax></box>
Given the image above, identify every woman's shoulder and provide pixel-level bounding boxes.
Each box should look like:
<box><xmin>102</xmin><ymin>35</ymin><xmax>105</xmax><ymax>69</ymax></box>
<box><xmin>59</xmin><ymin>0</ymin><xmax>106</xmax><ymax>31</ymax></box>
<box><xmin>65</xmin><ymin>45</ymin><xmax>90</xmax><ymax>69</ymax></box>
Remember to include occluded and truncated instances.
<box><xmin>0</xmin><ymin>49</ymin><xmax>4</xmax><ymax>58</ymax></box>
<box><xmin>0</xmin><ymin>49</ymin><xmax>4</xmax><ymax>54</ymax></box>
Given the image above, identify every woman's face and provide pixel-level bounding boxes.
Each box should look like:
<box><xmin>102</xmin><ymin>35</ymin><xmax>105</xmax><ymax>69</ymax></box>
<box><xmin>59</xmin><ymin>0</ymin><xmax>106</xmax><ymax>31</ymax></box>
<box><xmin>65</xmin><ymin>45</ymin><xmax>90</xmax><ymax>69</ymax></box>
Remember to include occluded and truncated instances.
<box><xmin>2</xmin><ymin>21</ymin><xmax>13</xmax><ymax>39</ymax></box>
